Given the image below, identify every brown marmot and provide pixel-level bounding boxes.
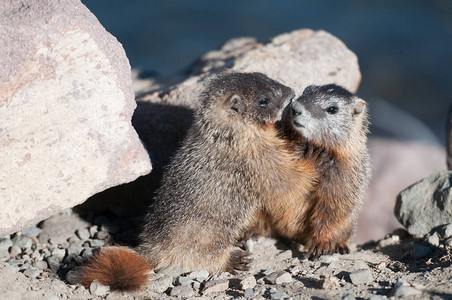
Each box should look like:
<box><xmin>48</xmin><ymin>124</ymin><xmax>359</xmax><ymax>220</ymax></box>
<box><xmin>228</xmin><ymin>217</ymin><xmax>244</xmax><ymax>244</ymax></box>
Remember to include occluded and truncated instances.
<box><xmin>271</xmin><ymin>84</ymin><xmax>371</xmax><ymax>258</ymax></box>
<box><xmin>74</xmin><ymin>72</ymin><xmax>331</xmax><ymax>291</ymax></box>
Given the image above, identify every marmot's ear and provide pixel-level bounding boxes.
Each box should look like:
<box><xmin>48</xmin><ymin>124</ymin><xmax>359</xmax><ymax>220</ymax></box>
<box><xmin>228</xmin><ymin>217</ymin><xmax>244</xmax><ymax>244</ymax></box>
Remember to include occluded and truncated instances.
<box><xmin>229</xmin><ymin>95</ymin><xmax>245</xmax><ymax>114</ymax></box>
<box><xmin>352</xmin><ymin>98</ymin><xmax>366</xmax><ymax>117</ymax></box>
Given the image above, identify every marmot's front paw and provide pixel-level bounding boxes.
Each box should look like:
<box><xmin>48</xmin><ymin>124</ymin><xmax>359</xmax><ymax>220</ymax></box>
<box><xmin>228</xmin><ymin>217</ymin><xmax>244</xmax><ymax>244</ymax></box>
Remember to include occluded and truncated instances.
<box><xmin>226</xmin><ymin>250</ymin><xmax>252</xmax><ymax>273</ymax></box>
<box><xmin>304</xmin><ymin>240</ymin><xmax>349</xmax><ymax>260</ymax></box>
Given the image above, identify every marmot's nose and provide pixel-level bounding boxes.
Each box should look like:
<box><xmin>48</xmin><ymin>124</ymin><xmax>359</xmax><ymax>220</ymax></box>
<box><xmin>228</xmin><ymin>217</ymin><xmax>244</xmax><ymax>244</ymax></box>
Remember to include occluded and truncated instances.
<box><xmin>291</xmin><ymin>100</ymin><xmax>303</xmax><ymax>117</ymax></box>
<box><xmin>292</xmin><ymin>107</ymin><xmax>301</xmax><ymax>117</ymax></box>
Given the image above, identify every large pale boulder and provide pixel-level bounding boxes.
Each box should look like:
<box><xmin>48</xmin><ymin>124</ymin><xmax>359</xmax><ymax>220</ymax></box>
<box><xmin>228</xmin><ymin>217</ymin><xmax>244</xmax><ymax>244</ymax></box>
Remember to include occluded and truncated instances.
<box><xmin>0</xmin><ymin>0</ymin><xmax>152</xmax><ymax>236</ymax></box>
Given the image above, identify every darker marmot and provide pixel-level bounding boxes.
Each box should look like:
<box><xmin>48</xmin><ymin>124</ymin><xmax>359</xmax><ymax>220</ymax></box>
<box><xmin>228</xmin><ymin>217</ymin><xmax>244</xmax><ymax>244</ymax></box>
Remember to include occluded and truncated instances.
<box><xmin>274</xmin><ymin>84</ymin><xmax>371</xmax><ymax>258</ymax></box>
<box><xmin>75</xmin><ymin>72</ymin><xmax>306</xmax><ymax>290</ymax></box>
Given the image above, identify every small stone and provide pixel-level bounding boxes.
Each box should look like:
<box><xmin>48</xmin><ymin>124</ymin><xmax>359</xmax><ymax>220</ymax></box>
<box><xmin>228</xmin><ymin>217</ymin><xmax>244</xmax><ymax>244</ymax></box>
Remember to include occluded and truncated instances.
<box><xmin>51</xmin><ymin>248</ymin><xmax>66</xmax><ymax>262</ymax></box>
<box><xmin>176</xmin><ymin>276</ymin><xmax>192</xmax><ymax>287</ymax></box>
<box><xmin>188</xmin><ymin>269</ymin><xmax>210</xmax><ymax>281</ymax></box>
<box><xmin>67</xmin><ymin>242</ymin><xmax>83</xmax><ymax>256</ymax></box>
<box><xmin>89</xmin><ymin>225</ymin><xmax>98</xmax><ymax>238</ymax></box>
<box><xmin>75</xmin><ymin>228</ymin><xmax>90</xmax><ymax>240</ymax></box>
<box><xmin>147</xmin><ymin>274</ymin><xmax>173</xmax><ymax>293</ymax></box>
<box><xmin>245</xmin><ymin>239</ymin><xmax>254</xmax><ymax>252</ymax></box>
<box><xmin>390</xmin><ymin>279</ymin><xmax>422</xmax><ymax>297</ymax></box>
<box><xmin>270</xmin><ymin>290</ymin><xmax>287</xmax><ymax>299</ymax></box>
<box><xmin>262</xmin><ymin>269</ymin><xmax>273</xmax><ymax>276</ymax></box>
<box><xmin>264</xmin><ymin>271</ymin><xmax>293</xmax><ymax>285</ymax></box>
<box><xmin>94</xmin><ymin>231</ymin><xmax>109</xmax><ymax>240</ymax></box>
<box><xmin>244</xmin><ymin>288</ymin><xmax>254</xmax><ymax>298</ymax></box>
<box><xmin>439</xmin><ymin>223</ymin><xmax>452</xmax><ymax>239</ymax></box>
<box><xmin>349</xmin><ymin>268</ymin><xmax>373</xmax><ymax>285</ymax></box>
<box><xmin>89</xmin><ymin>239</ymin><xmax>105</xmax><ymax>248</ymax></box>
<box><xmin>341</xmin><ymin>294</ymin><xmax>356</xmax><ymax>300</ymax></box>
<box><xmin>46</xmin><ymin>256</ymin><xmax>61</xmax><ymax>273</ymax></box>
<box><xmin>322</xmin><ymin>275</ymin><xmax>340</xmax><ymax>289</ymax></box>
<box><xmin>33</xmin><ymin>260</ymin><xmax>48</xmax><ymax>270</ymax></box>
<box><xmin>23</xmin><ymin>267</ymin><xmax>40</xmax><ymax>278</ymax></box>
<box><xmin>369</xmin><ymin>295</ymin><xmax>388</xmax><ymax>300</ymax></box>
<box><xmin>319</xmin><ymin>255</ymin><xmax>339</xmax><ymax>264</ymax></box>
<box><xmin>427</xmin><ymin>232</ymin><xmax>440</xmax><ymax>247</ymax></box>
<box><xmin>410</xmin><ymin>245</ymin><xmax>430</xmax><ymax>259</ymax></box>
<box><xmin>12</xmin><ymin>235</ymin><xmax>33</xmax><ymax>250</ymax></box>
<box><xmin>239</xmin><ymin>275</ymin><xmax>256</xmax><ymax>290</ymax></box>
<box><xmin>276</xmin><ymin>250</ymin><xmax>292</xmax><ymax>260</ymax></box>
<box><xmin>445</xmin><ymin>237</ymin><xmax>452</xmax><ymax>247</ymax></box>
<box><xmin>170</xmin><ymin>286</ymin><xmax>194</xmax><ymax>297</ymax></box>
<box><xmin>201</xmin><ymin>279</ymin><xmax>229</xmax><ymax>294</ymax></box>
<box><xmin>22</xmin><ymin>227</ymin><xmax>42</xmax><ymax>237</ymax></box>
<box><xmin>192</xmin><ymin>281</ymin><xmax>201</xmax><ymax>290</ymax></box>
<box><xmin>9</xmin><ymin>245</ymin><xmax>21</xmax><ymax>257</ymax></box>
<box><xmin>81</xmin><ymin>248</ymin><xmax>93</xmax><ymax>258</ymax></box>
<box><xmin>90</xmin><ymin>280</ymin><xmax>110</xmax><ymax>296</ymax></box>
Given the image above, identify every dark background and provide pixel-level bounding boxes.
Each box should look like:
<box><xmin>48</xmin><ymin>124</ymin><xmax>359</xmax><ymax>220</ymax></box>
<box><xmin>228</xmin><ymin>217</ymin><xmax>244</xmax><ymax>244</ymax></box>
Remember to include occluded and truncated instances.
<box><xmin>82</xmin><ymin>0</ymin><xmax>451</xmax><ymax>144</ymax></box>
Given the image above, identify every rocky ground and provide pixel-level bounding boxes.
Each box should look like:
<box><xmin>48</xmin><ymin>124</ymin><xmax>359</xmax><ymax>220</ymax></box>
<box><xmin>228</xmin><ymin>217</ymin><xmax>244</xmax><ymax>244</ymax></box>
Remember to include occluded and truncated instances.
<box><xmin>1</xmin><ymin>206</ymin><xmax>452</xmax><ymax>300</ymax></box>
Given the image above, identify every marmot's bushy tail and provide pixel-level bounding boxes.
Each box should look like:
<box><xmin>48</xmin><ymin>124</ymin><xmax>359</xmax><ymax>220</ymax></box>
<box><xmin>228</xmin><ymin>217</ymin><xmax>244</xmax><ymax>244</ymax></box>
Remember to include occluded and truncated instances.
<box><xmin>77</xmin><ymin>246</ymin><xmax>151</xmax><ymax>291</ymax></box>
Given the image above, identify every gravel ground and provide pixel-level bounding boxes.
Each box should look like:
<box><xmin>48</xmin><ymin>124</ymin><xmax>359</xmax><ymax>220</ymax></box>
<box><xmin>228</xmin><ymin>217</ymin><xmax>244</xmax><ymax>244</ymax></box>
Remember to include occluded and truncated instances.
<box><xmin>1</xmin><ymin>208</ymin><xmax>451</xmax><ymax>300</ymax></box>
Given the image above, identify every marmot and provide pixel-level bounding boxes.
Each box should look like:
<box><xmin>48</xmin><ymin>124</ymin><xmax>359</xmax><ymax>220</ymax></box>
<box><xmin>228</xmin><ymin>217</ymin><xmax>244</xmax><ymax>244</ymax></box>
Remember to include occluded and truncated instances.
<box><xmin>75</xmin><ymin>72</ymin><xmax>330</xmax><ymax>291</ymax></box>
<box><xmin>271</xmin><ymin>84</ymin><xmax>371</xmax><ymax>258</ymax></box>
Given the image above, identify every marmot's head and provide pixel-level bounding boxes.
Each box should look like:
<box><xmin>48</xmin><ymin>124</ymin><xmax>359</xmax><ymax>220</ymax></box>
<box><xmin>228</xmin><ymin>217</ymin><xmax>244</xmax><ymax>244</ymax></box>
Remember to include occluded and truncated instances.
<box><xmin>288</xmin><ymin>84</ymin><xmax>368</xmax><ymax>148</ymax></box>
<box><xmin>199</xmin><ymin>72</ymin><xmax>295</xmax><ymax>127</ymax></box>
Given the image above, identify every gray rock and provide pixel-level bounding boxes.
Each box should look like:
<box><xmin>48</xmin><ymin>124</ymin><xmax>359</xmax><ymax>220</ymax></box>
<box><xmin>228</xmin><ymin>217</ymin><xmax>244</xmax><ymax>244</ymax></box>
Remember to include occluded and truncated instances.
<box><xmin>176</xmin><ymin>276</ymin><xmax>193</xmax><ymax>287</ymax></box>
<box><xmin>244</xmin><ymin>288</ymin><xmax>255</xmax><ymax>298</ymax></box>
<box><xmin>262</xmin><ymin>269</ymin><xmax>273</xmax><ymax>276</ymax></box>
<box><xmin>147</xmin><ymin>274</ymin><xmax>173</xmax><ymax>293</ymax></box>
<box><xmin>395</xmin><ymin>170</ymin><xmax>452</xmax><ymax>235</ymax></box>
<box><xmin>90</xmin><ymin>280</ymin><xmax>110</xmax><ymax>296</ymax></box>
<box><xmin>0</xmin><ymin>238</ymin><xmax>13</xmax><ymax>251</ymax></box>
<box><xmin>94</xmin><ymin>231</ymin><xmax>109</xmax><ymax>240</ymax></box>
<box><xmin>81</xmin><ymin>248</ymin><xmax>94</xmax><ymax>258</ymax></box>
<box><xmin>188</xmin><ymin>269</ymin><xmax>210</xmax><ymax>281</ymax></box>
<box><xmin>75</xmin><ymin>228</ymin><xmax>90</xmax><ymax>241</ymax></box>
<box><xmin>275</xmin><ymin>250</ymin><xmax>292</xmax><ymax>260</ymax></box>
<box><xmin>89</xmin><ymin>225</ymin><xmax>98</xmax><ymax>238</ymax></box>
<box><xmin>427</xmin><ymin>232</ymin><xmax>440</xmax><ymax>247</ymax></box>
<box><xmin>67</xmin><ymin>242</ymin><xmax>83</xmax><ymax>256</ymax></box>
<box><xmin>390</xmin><ymin>279</ymin><xmax>422</xmax><ymax>297</ymax></box>
<box><xmin>239</xmin><ymin>275</ymin><xmax>257</xmax><ymax>290</ymax></box>
<box><xmin>46</xmin><ymin>256</ymin><xmax>61</xmax><ymax>273</ymax></box>
<box><xmin>341</xmin><ymin>294</ymin><xmax>356</xmax><ymax>300</ymax></box>
<box><xmin>201</xmin><ymin>279</ymin><xmax>229</xmax><ymax>294</ymax></box>
<box><xmin>89</xmin><ymin>239</ymin><xmax>105</xmax><ymax>248</ymax></box>
<box><xmin>21</xmin><ymin>227</ymin><xmax>42</xmax><ymax>237</ymax></box>
<box><xmin>439</xmin><ymin>223</ymin><xmax>452</xmax><ymax>239</ymax></box>
<box><xmin>264</xmin><ymin>271</ymin><xmax>293</xmax><ymax>285</ymax></box>
<box><xmin>319</xmin><ymin>255</ymin><xmax>339</xmax><ymax>264</ymax></box>
<box><xmin>349</xmin><ymin>268</ymin><xmax>374</xmax><ymax>285</ymax></box>
<box><xmin>410</xmin><ymin>245</ymin><xmax>430</xmax><ymax>259</ymax></box>
<box><xmin>33</xmin><ymin>260</ymin><xmax>48</xmax><ymax>270</ymax></box>
<box><xmin>270</xmin><ymin>290</ymin><xmax>287</xmax><ymax>299</ymax></box>
<box><xmin>9</xmin><ymin>245</ymin><xmax>21</xmax><ymax>258</ymax></box>
<box><xmin>12</xmin><ymin>235</ymin><xmax>32</xmax><ymax>250</ymax></box>
<box><xmin>38</xmin><ymin>215</ymin><xmax>90</xmax><ymax>245</ymax></box>
<box><xmin>170</xmin><ymin>286</ymin><xmax>194</xmax><ymax>297</ymax></box>
<box><xmin>23</xmin><ymin>267</ymin><xmax>40</xmax><ymax>278</ymax></box>
<box><xmin>51</xmin><ymin>248</ymin><xmax>66</xmax><ymax>262</ymax></box>
<box><xmin>0</xmin><ymin>0</ymin><xmax>151</xmax><ymax>237</ymax></box>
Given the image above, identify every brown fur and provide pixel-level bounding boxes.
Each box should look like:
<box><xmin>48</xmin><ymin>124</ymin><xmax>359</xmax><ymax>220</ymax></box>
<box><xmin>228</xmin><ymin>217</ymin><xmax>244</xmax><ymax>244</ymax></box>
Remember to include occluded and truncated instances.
<box><xmin>76</xmin><ymin>72</ymin><xmax>298</xmax><ymax>290</ymax></box>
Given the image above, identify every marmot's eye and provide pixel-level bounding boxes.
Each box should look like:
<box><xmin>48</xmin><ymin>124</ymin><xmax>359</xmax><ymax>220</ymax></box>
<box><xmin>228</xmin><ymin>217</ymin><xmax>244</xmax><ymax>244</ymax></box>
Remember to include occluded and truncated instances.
<box><xmin>326</xmin><ymin>106</ymin><xmax>338</xmax><ymax>114</ymax></box>
<box><xmin>259</xmin><ymin>98</ymin><xmax>270</xmax><ymax>106</ymax></box>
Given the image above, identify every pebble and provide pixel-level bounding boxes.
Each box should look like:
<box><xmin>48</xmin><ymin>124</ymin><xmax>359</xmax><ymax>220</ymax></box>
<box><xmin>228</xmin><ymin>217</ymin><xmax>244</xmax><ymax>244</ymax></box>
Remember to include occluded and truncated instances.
<box><xmin>245</xmin><ymin>239</ymin><xmax>254</xmax><ymax>252</ymax></box>
<box><xmin>46</xmin><ymin>255</ymin><xmax>61</xmax><ymax>273</ymax></box>
<box><xmin>410</xmin><ymin>244</ymin><xmax>430</xmax><ymax>259</ymax></box>
<box><xmin>262</xmin><ymin>269</ymin><xmax>273</xmax><ymax>276</ymax></box>
<box><xmin>90</xmin><ymin>280</ymin><xmax>110</xmax><ymax>296</ymax></box>
<box><xmin>33</xmin><ymin>260</ymin><xmax>48</xmax><ymax>270</ymax></box>
<box><xmin>81</xmin><ymin>248</ymin><xmax>93</xmax><ymax>258</ymax></box>
<box><xmin>51</xmin><ymin>248</ymin><xmax>66</xmax><ymax>262</ymax></box>
<box><xmin>170</xmin><ymin>286</ymin><xmax>194</xmax><ymax>297</ymax></box>
<box><xmin>89</xmin><ymin>239</ymin><xmax>105</xmax><ymax>248</ymax></box>
<box><xmin>270</xmin><ymin>290</ymin><xmax>287</xmax><ymax>299</ymax></box>
<box><xmin>244</xmin><ymin>288</ymin><xmax>254</xmax><ymax>298</ymax></box>
<box><xmin>341</xmin><ymin>294</ymin><xmax>356</xmax><ymax>300</ymax></box>
<box><xmin>319</xmin><ymin>255</ymin><xmax>339</xmax><ymax>264</ymax></box>
<box><xmin>188</xmin><ymin>269</ymin><xmax>210</xmax><ymax>281</ymax></box>
<box><xmin>439</xmin><ymin>223</ymin><xmax>452</xmax><ymax>239</ymax></box>
<box><xmin>264</xmin><ymin>271</ymin><xmax>293</xmax><ymax>285</ymax></box>
<box><xmin>147</xmin><ymin>274</ymin><xmax>173</xmax><ymax>293</ymax></box>
<box><xmin>390</xmin><ymin>279</ymin><xmax>421</xmax><ymax>297</ymax></box>
<box><xmin>22</xmin><ymin>227</ymin><xmax>42</xmax><ymax>237</ymax></box>
<box><xmin>94</xmin><ymin>231</ymin><xmax>109</xmax><ymax>240</ymax></box>
<box><xmin>23</xmin><ymin>267</ymin><xmax>40</xmax><ymax>278</ymax></box>
<box><xmin>349</xmin><ymin>268</ymin><xmax>374</xmax><ymax>285</ymax></box>
<box><xmin>89</xmin><ymin>225</ymin><xmax>98</xmax><ymax>238</ymax></box>
<box><xmin>12</xmin><ymin>235</ymin><xmax>33</xmax><ymax>250</ymax></box>
<box><xmin>67</xmin><ymin>242</ymin><xmax>83</xmax><ymax>256</ymax></box>
<box><xmin>239</xmin><ymin>275</ymin><xmax>257</xmax><ymax>290</ymax></box>
<box><xmin>75</xmin><ymin>228</ymin><xmax>90</xmax><ymax>240</ymax></box>
<box><xmin>176</xmin><ymin>275</ymin><xmax>193</xmax><ymax>287</ymax></box>
<box><xmin>369</xmin><ymin>295</ymin><xmax>388</xmax><ymax>300</ymax></box>
<box><xmin>9</xmin><ymin>245</ymin><xmax>21</xmax><ymax>257</ymax></box>
<box><xmin>427</xmin><ymin>232</ymin><xmax>440</xmax><ymax>247</ymax></box>
<box><xmin>201</xmin><ymin>279</ymin><xmax>229</xmax><ymax>294</ymax></box>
